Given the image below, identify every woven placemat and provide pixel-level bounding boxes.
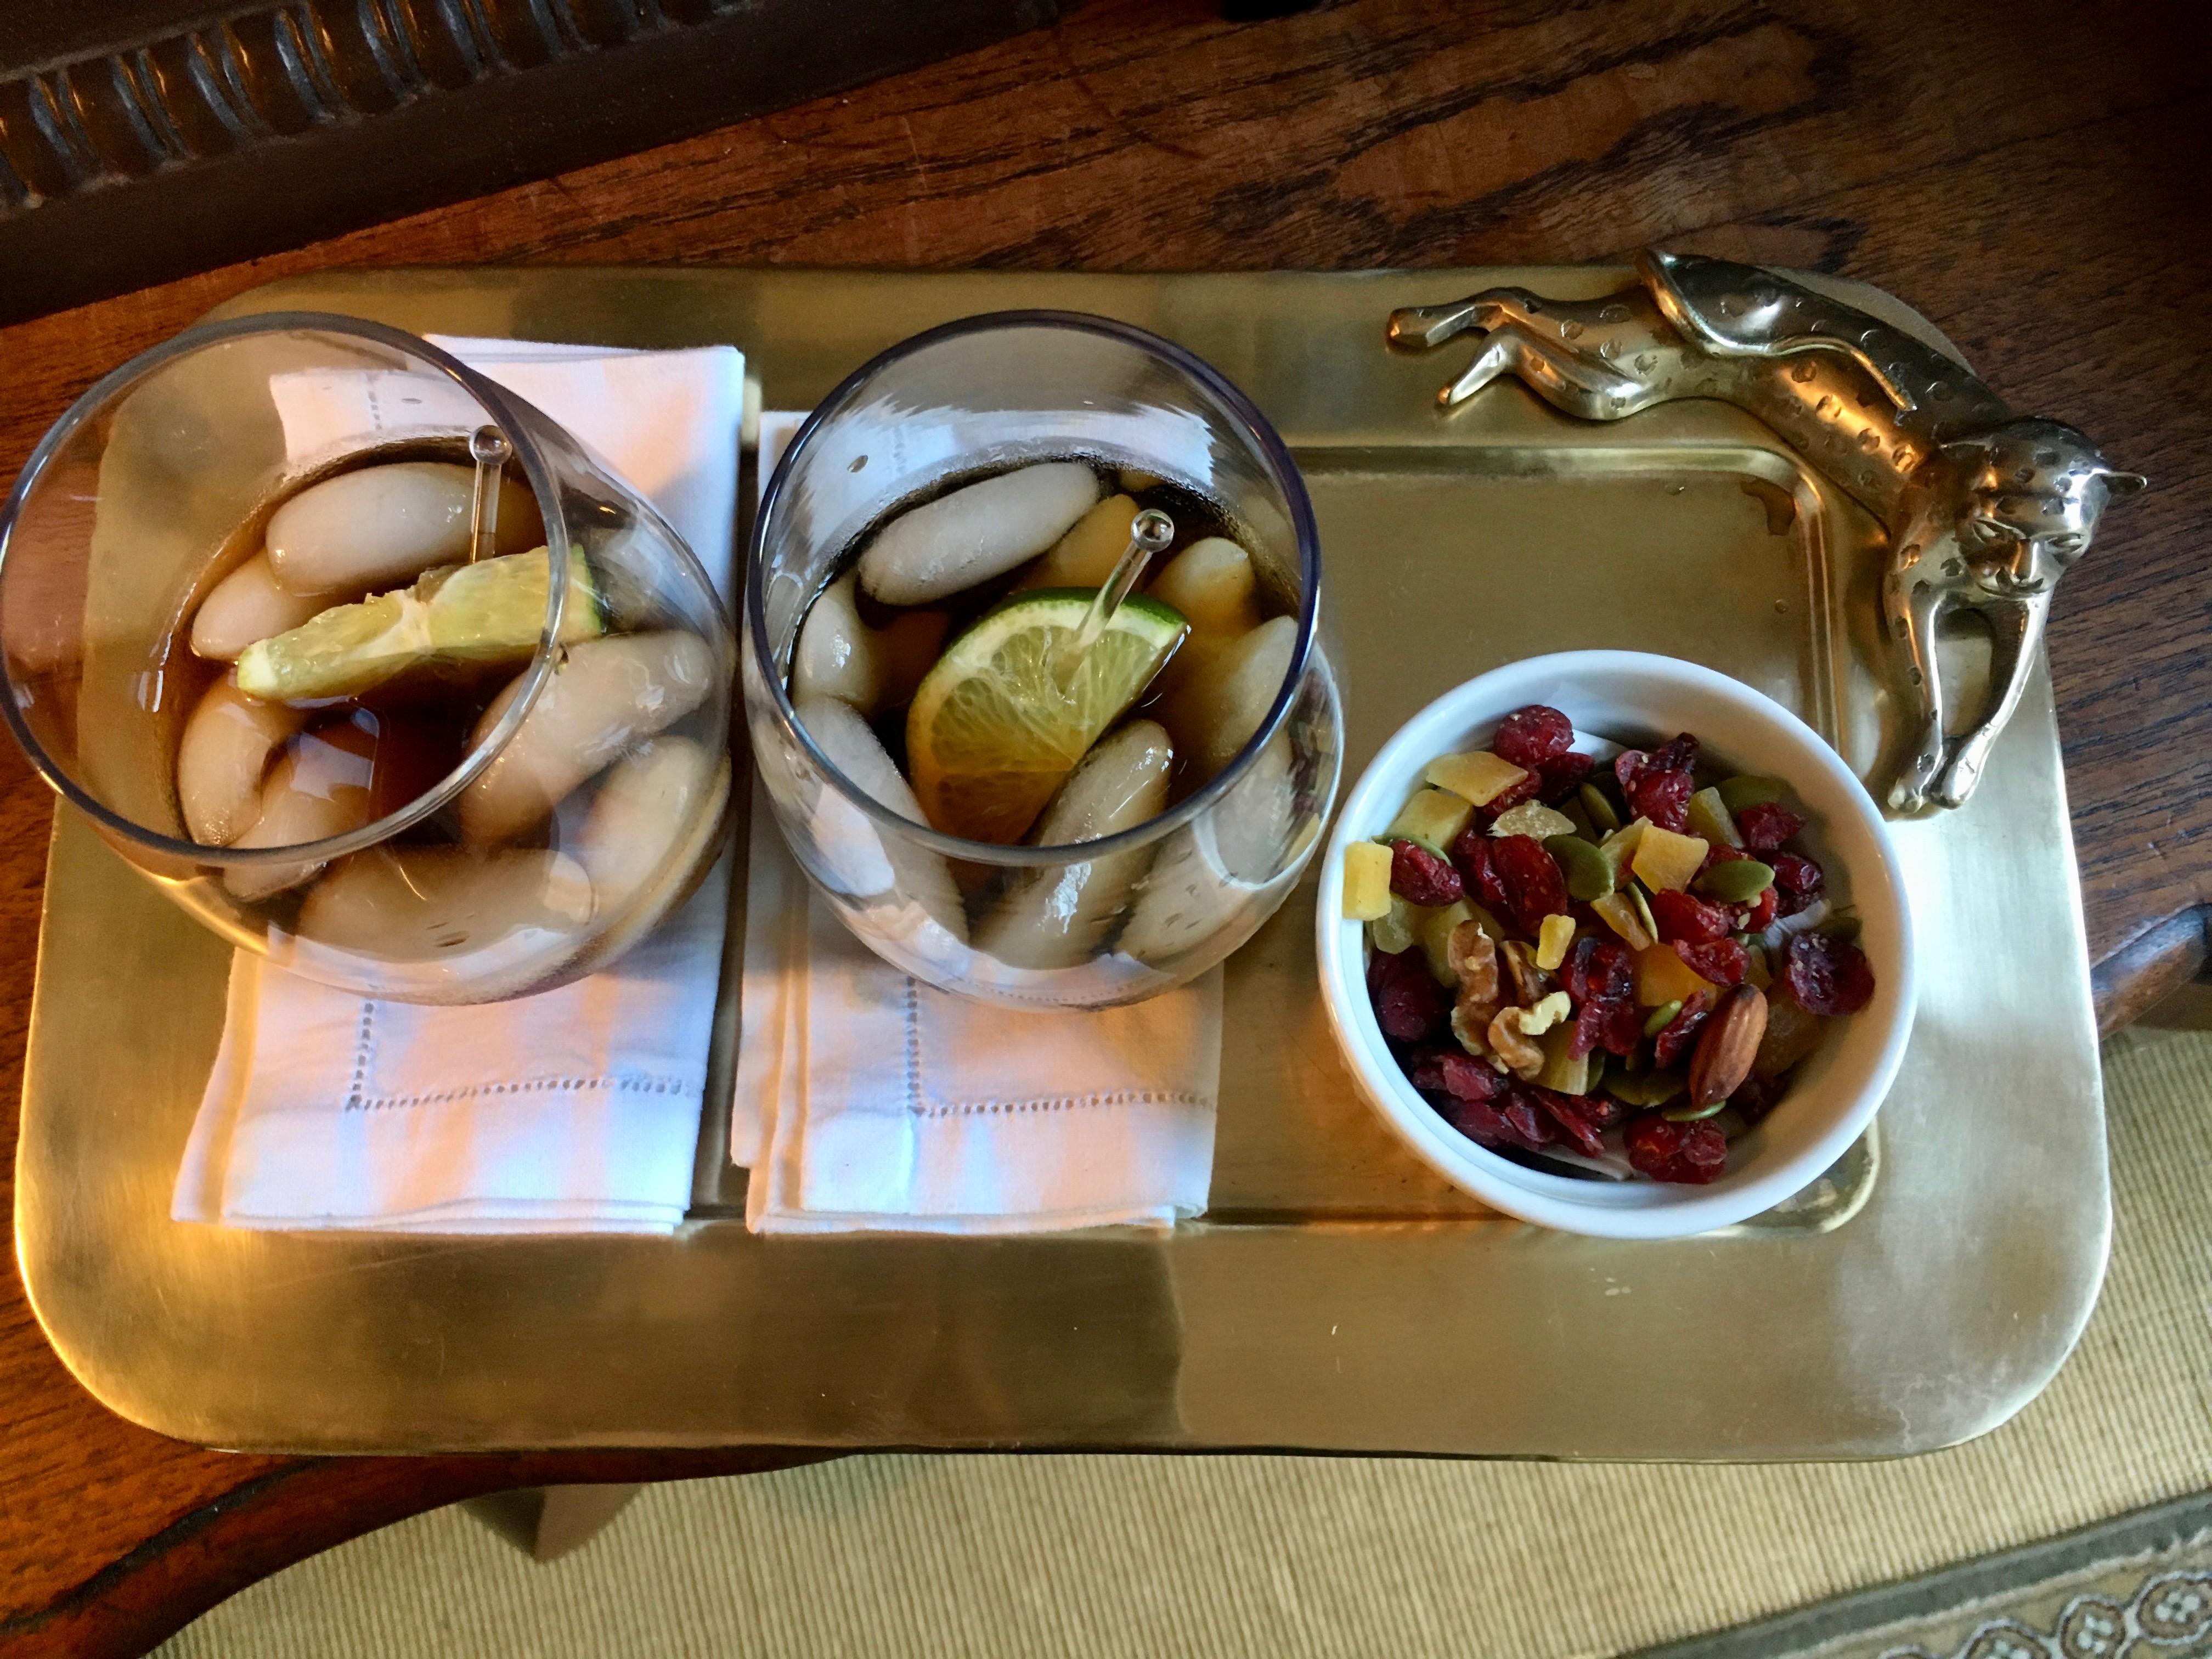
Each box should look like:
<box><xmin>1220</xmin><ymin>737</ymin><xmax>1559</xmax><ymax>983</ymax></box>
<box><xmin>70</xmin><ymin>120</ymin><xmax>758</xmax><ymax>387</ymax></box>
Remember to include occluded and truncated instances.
<box><xmin>155</xmin><ymin>1025</ymin><xmax>2212</xmax><ymax>1659</ymax></box>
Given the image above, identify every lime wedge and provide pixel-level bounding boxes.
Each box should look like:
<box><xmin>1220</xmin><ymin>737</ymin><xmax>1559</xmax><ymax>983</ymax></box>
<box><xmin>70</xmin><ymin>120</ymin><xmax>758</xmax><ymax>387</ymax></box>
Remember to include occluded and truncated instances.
<box><xmin>905</xmin><ymin>588</ymin><xmax>1187</xmax><ymax>844</ymax></box>
<box><xmin>235</xmin><ymin>547</ymin><xmax>602</xmax><ymax>702</ymax></box>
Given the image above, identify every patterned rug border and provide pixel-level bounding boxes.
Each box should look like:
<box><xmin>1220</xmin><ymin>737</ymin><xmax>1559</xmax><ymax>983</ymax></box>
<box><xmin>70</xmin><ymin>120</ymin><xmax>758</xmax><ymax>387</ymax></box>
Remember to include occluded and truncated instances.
<box><xmin>1624</xmin><ymin>1490</ymin><xmax>2212</xmax><ymax>1658</ymax></box>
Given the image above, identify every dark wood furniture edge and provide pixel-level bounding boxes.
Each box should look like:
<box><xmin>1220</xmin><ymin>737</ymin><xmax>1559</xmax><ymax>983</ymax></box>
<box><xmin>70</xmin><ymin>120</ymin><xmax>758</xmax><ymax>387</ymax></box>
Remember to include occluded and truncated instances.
<box><xmin>2094</xmin><ymin>905</ymin><xmax>2210</xmax><ymax>1036</ymax></box>
<box><xmin>0</xmin><ymin>0</ymin><xmax>1064</xmax><ymax>327</ymax></box>
<box><xmin>0</xmin><ymin>1449</ymin><xmax>836</xmax><ymax>1658</ymax></box>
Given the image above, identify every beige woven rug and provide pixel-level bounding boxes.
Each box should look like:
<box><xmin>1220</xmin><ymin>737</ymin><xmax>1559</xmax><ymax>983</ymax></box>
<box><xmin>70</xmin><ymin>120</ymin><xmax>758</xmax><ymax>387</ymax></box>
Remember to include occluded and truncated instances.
<box><xmin>156</xmin><ymin>1024</ymin><xmax>2212</xmax><ymax>1659</ymax></box>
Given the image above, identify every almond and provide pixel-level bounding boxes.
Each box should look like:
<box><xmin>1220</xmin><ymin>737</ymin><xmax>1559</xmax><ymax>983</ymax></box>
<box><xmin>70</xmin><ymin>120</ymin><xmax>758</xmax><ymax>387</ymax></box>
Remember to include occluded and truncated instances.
<box><xmin>1688</xmin><ymin>985</ymin><xmax>1769</xmax><ymax>1107</ymax></box>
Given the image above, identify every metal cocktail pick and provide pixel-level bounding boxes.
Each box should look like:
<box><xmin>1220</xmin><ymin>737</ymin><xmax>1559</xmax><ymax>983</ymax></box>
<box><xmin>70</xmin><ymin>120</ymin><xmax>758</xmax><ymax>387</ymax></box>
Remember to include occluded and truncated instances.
<box><xmin>1058</xmin><ymin>509</ymin><xmax>1176</xmax><ymax>687</ymax></box>
<box><xmin>466</xmin><ymin>424</ymin><xmax>512</xmax><ymax>564</ymax></box>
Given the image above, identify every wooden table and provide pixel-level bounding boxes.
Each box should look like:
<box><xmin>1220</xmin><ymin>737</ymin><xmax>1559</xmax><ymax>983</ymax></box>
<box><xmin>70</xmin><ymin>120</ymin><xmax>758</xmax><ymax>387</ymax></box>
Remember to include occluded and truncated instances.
<box><xmin>4</xmin><ymin>2</ymin><xmax>2207</xmax><ymax>1652</ymax></box>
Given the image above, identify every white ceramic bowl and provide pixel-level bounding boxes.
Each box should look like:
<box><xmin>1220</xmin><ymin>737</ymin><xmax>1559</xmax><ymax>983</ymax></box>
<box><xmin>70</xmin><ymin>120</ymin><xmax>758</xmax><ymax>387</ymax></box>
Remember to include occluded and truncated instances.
<box><xmin>1316</xmin><ymin>651</ymin><xmax>1916</xmax><ymax>1239</ymax></box>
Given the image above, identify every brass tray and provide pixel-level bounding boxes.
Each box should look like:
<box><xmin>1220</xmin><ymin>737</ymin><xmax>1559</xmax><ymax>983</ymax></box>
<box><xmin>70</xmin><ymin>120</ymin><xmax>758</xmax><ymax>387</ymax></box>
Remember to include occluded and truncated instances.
<box><xmin>13</xmin><ymin>267</ymin><xmax>2108</xmax><ymax>1458</ymax></box>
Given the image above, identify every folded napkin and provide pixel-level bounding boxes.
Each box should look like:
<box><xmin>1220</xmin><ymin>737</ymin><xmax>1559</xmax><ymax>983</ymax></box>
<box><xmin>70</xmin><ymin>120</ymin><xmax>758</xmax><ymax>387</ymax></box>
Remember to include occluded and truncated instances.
<box><xmin>731</xmin><ymin>411</ymin><xmax>1222</xmax><ymax>1235</ymax></box>
<box><xmin>732</xmin><ymin>804</ymin><xmax>1221</xmax><ymax>1234</ymax></box>
<box><xmin>174</xmin><ymin>336</ymin><xmax>744</xmax><ymax>1235</ymax></box>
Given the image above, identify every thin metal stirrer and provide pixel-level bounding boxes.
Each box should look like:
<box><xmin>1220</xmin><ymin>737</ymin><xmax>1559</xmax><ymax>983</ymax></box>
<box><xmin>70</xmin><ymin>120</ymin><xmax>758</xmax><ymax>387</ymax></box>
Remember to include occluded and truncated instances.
<box><xmin>466</xmin><ymin>425</ymin><xmax>511</xmax><ymax>564</ymax></box>
<box><xmin>1059</xmin><ymin>508</ymin><xmax>1176</xmax><ymax>683</ymax></box>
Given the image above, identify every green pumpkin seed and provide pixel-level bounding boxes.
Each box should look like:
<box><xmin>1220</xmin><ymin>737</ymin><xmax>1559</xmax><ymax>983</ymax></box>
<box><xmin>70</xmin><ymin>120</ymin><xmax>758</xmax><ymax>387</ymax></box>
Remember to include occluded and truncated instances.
<box><xmin>1578</xmin><ymin>782</ymin><xmax>1621</xmax><ymax>834</ymax></box>
<box><xmin>1719</xmin><ymin>775</ymin><xmax>1792</xmax><ymax>811</ymax></box>
<box><xmin>1819</xmin><ymin>910</ymin><xmax>1864</xmax><ymax>944</ymax></box>
<box><xmin>1686</xmin><ymin>786</ymin><xmax>1742</xmax><ymax>849</ymax></box>
<box><xmin>1629</xmin><ymin>882</ymin><xmax>1658</xmax><ymax>941</ymax></box>
<box><xmin>1603</xmin><ymin>1068</ymin><xmax>1684</xmax><ymax>1107</ymax></box>
<box><xmin>1642</xmin><ymin>999</ymin><xmax>1682</xmax><ymax>1036</ymax></box>
<box><xmin>1543</xmin><ymin>833</ymin><xmax>1617</xmax><ymax>901</ymax></box>
<box><xmin>1695</xmin><ymin>857</ymin><xmax>1775</xmax><ymax>902</ymax></box>
<box><xmin>1662</xmin><ymin>1097</ymin><xmax>1730</xmax><ymax>1122</ymax></box>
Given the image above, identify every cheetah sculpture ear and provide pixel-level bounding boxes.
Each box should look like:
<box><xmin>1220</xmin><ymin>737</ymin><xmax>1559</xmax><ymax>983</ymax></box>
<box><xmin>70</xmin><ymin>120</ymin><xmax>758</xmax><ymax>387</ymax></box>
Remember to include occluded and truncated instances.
<box><xmin>2098</xmin><ymin>469</ymin><xmax>2148</xmax><ymax>499</ymax></box>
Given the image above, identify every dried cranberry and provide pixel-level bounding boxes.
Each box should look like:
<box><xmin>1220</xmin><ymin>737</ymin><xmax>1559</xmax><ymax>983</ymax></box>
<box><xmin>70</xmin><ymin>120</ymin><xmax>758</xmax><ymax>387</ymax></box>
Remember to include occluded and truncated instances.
<box><xmin>1535</xmin><ymin>749</ymin><xmax>1595</xmax><ymax>805</ymax></box>
<box><xmin>1648</xmin><ymin>889</ymin><xmax>1733</xmax><ymax>944</ymax></box>
<box><xmin>1441</xmin><ymin>1088</ymin><xmax>1557</xmax><ymax>1153</ymax></box>
<box><xmin>1489</xmin><ymin>834</ymin><xmax>1568</xmax><ymax>935</ymax></box>
<box><xmin>1406</xmin><ymin>1046</ymin><xmax>1451</xmax><ymax>1094</ymax></box>
<box><xmin>1493</xmin><ymin>704</ymin><xmax>1575</xmax><ymax>768</ymax></box>
<box><xmin>1389</xmin><ymin>838</ymin><xmax>1463</xmax><ymax>907</ymax></box>
<box><xmin>1627</xmin><ymin>768</ymin><xmax>1694</xmax><ymax>832</ymax></box>
<box><xmin>1780</xmin><ymin>932</ymin><xmax>1876</xmax><ymax>1016</ymax></box>
<box><xmin>1576</xmin><ymin>1091</ymin><xmax>1630</xmax><ymax>1132</ymax></box>
<box><xmin>1498</xmin><ymin>1090</ymin><xmax>1560</xmax><ymax>1150</ymax></box>
<box><xmin>1652</xmin><ymin>989</ymin><xmax>1713</xmax><ymax>1068</ymax></box>
<box><xmin>1730</xmin><ymin>1071</ymin><xmax>1790</xmax><ymax>1125</ymax></box>
<box><xmin>1734</xmin><ymin>884</ymin><xmax>1779</xmax><ymax>933</ymax></box>
<box><xmin>1626</xmin><ymin>1116</ymin><xmax>1728</xmax><ymax>1184</ymax></box>
<box><xmin>1613</xmin><ymin>750</ymin><xmax>1646</xmax><ymax>792</ymax></box>
<box><xmin>1452</xmin><ymin>825</ymin><xmax>1513</xmax><ymax>915</ymax></box>
<box><xmin>1734</xmin><ymin>800</ymin><xmax>1805</xmax><ymax>853</ymax></box>
<box><xmin>1474</xmin><ymin>769</ymin><xmax>1542</xmax><ymax>822</ymax></box>
<box><xmin>1647</xmin><ymin>733</ymin><xmax>1700</xmax><ymax>775</ymax></box>
<box><xmin>1561</xmin><ymin>936</ymin><xmax>1639</xmax><ymax>1058</ymax></box>
<box><xmin>1674</xmin><ymin>937</ymin><xmax>1748</xmax><ymax>986</ymax></box>
<box><xmin>1436</xmin><ymin>1096</ymin><xmax>1517</xmax><ymax>1150</ymax></box>
<box><xmin>1701</xmin><ymin>843</ymin><xmax>1749</xmax><ymax>874</ymax></box>
<box><xmin>1597</xmin><ymin>997</ymin><xmax>1646</xmax><ymax>1057</ymax></box>
<box><xmin>1562</xmin><ymin>935</ymin><xmax>1635</xmax><ymax>1006</ymax></box>
<box><xmin>1528</xmin><ymin>1085</ymin><xmax>1609</xmax><ymax>1157</ymax></box>
<box><xmin>1438</xmin><ymin>1051</ymin><xmax>1505</xmax><ymax>1103</ymax></box>
<box><xmin>1368</xmin><ymin>946</ymin><xmax>1447</xmax><ymax>1042</ymax></box>
<box><xmin>1769</xmin><ymin>852</ymin><xmax>1825</xmax><ymax>918</ymax></box>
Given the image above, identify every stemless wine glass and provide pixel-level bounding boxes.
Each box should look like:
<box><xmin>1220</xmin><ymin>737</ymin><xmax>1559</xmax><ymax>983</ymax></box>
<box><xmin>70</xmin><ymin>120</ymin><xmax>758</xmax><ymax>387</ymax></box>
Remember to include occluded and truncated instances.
<box><xmin>746</xmin><ymin>311</ymin><xmax>1340</xmax><ymax>1008</ymax></box>
<box><xmin>0</xmin><ymin>313</ymin><xmax>735</xmax><ymax>1004</ymax></box>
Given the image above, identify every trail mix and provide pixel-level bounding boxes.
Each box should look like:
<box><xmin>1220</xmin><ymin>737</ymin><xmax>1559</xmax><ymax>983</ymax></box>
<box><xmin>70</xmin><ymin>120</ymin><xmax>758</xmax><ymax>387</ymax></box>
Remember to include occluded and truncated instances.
<box><xmin>1341</xmin><ymin>703</ymin><xmax>1876</xmax><ymax>1184</ymax></box>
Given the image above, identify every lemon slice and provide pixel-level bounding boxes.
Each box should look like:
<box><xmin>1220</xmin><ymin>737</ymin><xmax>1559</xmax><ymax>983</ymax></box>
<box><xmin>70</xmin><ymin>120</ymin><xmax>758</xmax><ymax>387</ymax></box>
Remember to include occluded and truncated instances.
<box><xmin>235</xmin><ymin>547</ymin><xmax>602</xmax><ymax>702</ymax></box>
<box><xmin>905</xmin><ymin>588</ymin><xmax>1187</xmax><ymax>844</ymax></box>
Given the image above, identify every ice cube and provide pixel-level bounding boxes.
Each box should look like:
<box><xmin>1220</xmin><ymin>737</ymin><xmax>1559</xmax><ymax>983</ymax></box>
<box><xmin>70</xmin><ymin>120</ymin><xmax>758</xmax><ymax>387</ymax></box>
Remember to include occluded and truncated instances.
<box><xmin>190</xmin><ymin>552</ymin><xmax>335</xmax><ymax>661</ymax></box>
<box><xmin>793</xmin><ymin>571</ymin><xmax>949</xmax><ymax>714</ymax></box>
<box><xmin>265</xmin><ymin>462</ymin><xmax>541</xmax><ymax>595</ymax></box>
<box><xmin>1160</xmin><ymin>613</ymin><xmax>1297</xmax><ymax>782</ymax></box>
<box><xmin>176</xmin><ymin>678</ymin><xmax>308</xmax><ymax>845</ymax></box>
<box><xmin>296</xmin><ymin>847</ymin><xmax>594</xmax><ymax>962</ymax></box>
<box><xmin>223</xmin><ymin>727</ymin><xmax>377</xmax><ymax>901</ymax></box>
<box><xmin>572</xmin><ymin>735</ymin><xmax>718</xmax><ymax>906</ymax></box>
<box><xmin>974</xmin><ymin>720</ymin><xmax>1171</xmax><ymax>970</ymax></box>
<box><xmin>1119</xmin><ymin>731</ymin><xmax>1299</xmax><ymax>966</ymax></box>
<box><xmin>859</xmin><ymin>462</ymin><xmax>1101</xmax><ymax>605</ymax></box>
<box><xmin>1146</xmin><ymin>537</ymin><xmax>1262</xmax><ymax>636</ymax></box>
<box><xmin>1012</xmin><ymin>494</ymin><xmax>1139</xmax><ymax>592</ymax></box>
<box><xmin>458</xmin><ymin>631</ymin><xmax>716</xmax><ymax>843</ymax></box>
<box><xmin>794</xmin><ymin>693</ymin><xmax>967</xmax><ymax>943</ymax></box>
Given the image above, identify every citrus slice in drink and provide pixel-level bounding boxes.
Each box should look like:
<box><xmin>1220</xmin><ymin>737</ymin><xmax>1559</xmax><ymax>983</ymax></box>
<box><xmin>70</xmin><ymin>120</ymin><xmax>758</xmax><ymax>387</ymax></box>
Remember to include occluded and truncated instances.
<box><xmin>905</xmin><ymin>588</ymin><xmax>1187</xmax><ymax>844</ymax></box>
<box><xmin>235</xmin><ymin>546</ymin><xmax>602</xmax><ymax>702</ymax></box>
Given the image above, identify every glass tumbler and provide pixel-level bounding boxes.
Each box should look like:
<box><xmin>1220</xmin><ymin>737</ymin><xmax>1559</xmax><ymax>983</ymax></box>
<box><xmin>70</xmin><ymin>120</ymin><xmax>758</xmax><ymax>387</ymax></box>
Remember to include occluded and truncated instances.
<box><xmin>0</xmin><ymin>313</ymin><xmax>735</xmax><ymax>1003</ymax></box>
<box><xmin>746</xmin><ymin>311</ymin><xmax>1340</xmax><ymax>1008</ymax></box>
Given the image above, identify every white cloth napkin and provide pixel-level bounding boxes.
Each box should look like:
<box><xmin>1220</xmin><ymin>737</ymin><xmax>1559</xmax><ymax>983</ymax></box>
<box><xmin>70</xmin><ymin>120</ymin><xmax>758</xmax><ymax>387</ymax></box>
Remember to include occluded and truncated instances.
<box><xmin>174</xmin><ymin>336</ymin><xmax>745</xmax><ymax>1235</ymax></box>
<box><xmin>730</xmin><ymin>411</ymin><xmax>1221</xmax><ymax>1234</ymax></box>
<box><xmin>732</xmin><ymin>807</ymin><xmax>1221</xmax><ymax>1234</ymax></box>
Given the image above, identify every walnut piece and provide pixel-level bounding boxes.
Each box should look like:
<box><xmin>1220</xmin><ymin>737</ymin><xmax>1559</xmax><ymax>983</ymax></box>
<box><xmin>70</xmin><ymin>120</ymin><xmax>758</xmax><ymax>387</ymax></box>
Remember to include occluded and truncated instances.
<box><xmin>1448</xmin><ymin>922</ymin><xmax>1504</xmax><ymax>1057</ymax></box>
<box><xmin>1500</xmin><ymin>940</ymin><xmax>1554</xmax><ymax>1006</ymax></box>
<box><xmin>1486</xmin><ymin>1006</ymin><xmax>1547</xmax><ymax>1078</ymax></box>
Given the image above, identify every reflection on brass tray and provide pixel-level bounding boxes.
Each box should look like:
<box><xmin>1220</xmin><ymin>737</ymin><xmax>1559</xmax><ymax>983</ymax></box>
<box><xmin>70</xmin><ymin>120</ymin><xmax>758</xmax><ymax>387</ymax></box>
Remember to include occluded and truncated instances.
<box><xmin>1387</xmin><ymin>251</ymin><xmax>2146</xmax><ymax>813</ymax></box>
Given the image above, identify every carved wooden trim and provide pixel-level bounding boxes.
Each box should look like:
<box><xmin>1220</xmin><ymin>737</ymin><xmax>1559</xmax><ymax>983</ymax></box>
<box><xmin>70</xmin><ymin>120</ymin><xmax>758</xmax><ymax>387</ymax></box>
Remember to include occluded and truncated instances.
<box><xmin>0</xmin><ymin>0</ymin><xmax>1064</xmax><ymax>323</ymax></box>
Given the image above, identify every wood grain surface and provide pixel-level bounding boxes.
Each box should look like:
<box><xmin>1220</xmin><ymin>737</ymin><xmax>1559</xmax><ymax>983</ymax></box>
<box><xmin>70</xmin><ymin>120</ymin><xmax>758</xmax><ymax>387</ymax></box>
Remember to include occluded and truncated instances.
<box><xmin>3</xmin><ymin>1</ymin><xmax>2208</xmax><ymax>1652</ymax></box>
